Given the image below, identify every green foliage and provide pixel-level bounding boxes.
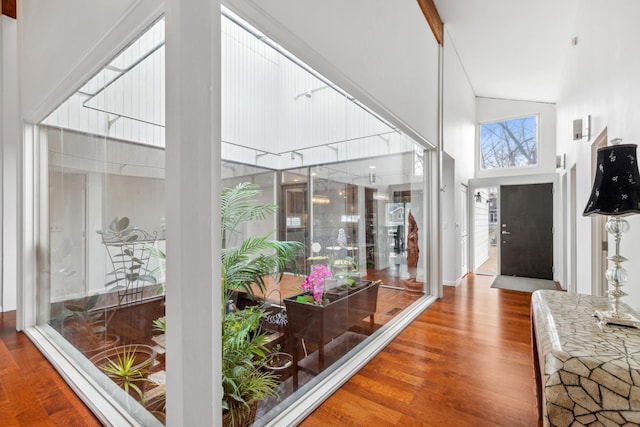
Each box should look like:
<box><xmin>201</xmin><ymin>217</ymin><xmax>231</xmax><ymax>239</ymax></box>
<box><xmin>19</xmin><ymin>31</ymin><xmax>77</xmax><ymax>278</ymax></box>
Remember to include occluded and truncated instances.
<box><xmin>221</xmin><ymin>183</ymin><xmax>277</xmax><ymax>247</ymax></box>
<box><xmin>221</xmin><ymin>183</ymin><xmax>302</xmax><ymax>301</ymax></box>
<box><xmin>222</xmin><ymin>306</ymin><xmax>278</xmax><ymax>422</ymax></box>
<box><xmin>220</xmin><ymin>184</ymin><xmax>300</xmax><ymax>422</ymax></box>
<box><xmin>152</xmin><ymin>316</ymin><xmax>166</xmax><ymax>333</ymax></box>
<box><xmin>296</xmin><ymin>295</ymin><xmax>315</xmax><ymax>304</ymax></box>
<box><xmin>60</xmin><ymin>295</ymin><xmax>107</xmax><ymax>339</ymax></box>
<box><xmin>143</xmin><ymin>243</ymin><xmax>166</xmax><ymax>294</ymax></box>
<box><xmin>99</xmin><ymin>345</ymin><xmax>150</xmax><ymax>400</ymax></box>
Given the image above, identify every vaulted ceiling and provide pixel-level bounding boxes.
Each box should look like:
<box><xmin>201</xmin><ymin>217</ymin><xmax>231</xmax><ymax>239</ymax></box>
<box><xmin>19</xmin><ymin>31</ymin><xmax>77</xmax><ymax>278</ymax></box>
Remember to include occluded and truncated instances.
<box><xmin>434</xmin><ymin>0</ymin><xmax>580</xmax><ymax>103</ymax></box>
<box><xmin>4</xmin><ymin>0</ymin><xmax>578</xmax><ymax>105</ymax></box>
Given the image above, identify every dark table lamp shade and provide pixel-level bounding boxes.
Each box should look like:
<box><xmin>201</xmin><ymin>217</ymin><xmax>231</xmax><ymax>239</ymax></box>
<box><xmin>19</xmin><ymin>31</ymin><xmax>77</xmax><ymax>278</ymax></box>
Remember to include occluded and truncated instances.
<box><xmin>583</xmin><ymin>143</ymin><xmax>640</xmax><ymax>216</ymax></box>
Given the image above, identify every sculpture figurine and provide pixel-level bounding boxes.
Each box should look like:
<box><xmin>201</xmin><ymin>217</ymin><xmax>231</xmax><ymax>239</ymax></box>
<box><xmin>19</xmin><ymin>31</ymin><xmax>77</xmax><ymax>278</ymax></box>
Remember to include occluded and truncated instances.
<box><xmin>403</xmin><ymin>210</ymin><xmax>423</xmax><ymax>295</ymax></box>
<box><xmin>406</xmin><ymin>211</ymin><xmax>419</xmax><ymax>278</ymax></box>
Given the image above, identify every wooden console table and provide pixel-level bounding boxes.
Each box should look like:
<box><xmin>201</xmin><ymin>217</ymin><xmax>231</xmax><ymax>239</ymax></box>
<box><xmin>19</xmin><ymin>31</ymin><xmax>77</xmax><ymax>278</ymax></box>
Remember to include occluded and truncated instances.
<box><xmin>532</xmin><ymin>290</ymin><xmax>640</xmax><ymax>426</ymax></box>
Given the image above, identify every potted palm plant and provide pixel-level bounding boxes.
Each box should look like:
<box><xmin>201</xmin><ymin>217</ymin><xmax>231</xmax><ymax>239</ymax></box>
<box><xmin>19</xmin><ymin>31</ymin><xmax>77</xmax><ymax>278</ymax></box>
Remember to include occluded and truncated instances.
<box><xmin>220</xmin><ymin>183</ymin><xmax>301</xmax><ymax>425</ymax></box>
<box><xmin>222</xmin><ymin>306</ymin><xmax>278</xmax><ymax>427</ymax></box>
<box><xmin>221</xmin><ymin>182</ymin><xmax>302</xmax><ymax>302</ymax></box>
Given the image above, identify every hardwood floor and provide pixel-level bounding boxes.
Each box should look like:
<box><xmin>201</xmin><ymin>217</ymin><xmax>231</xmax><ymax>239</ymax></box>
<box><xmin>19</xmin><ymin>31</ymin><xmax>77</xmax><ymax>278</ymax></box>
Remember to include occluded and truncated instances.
<box><xmin>0</xmin><ymin>274</ymin><xmax>539</xmax><ymax>426</ymax></box>
<box><xmin>0</xmin><ymin>311</ymin><xmax>101</xmax><ymax>426</ymax></box>
<box><xmin>301</xmin><ymin>273</ymin><xmax>539</xmax><ymax>427</ymax></box>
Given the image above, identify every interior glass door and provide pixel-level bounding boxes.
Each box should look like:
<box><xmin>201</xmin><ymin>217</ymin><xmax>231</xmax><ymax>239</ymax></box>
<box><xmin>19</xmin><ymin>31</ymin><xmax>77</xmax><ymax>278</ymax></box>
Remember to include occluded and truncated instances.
<box><xmin>281</xmin><ymin>180</ymin><xmax>308</xmax><ymax>272</ymax></box>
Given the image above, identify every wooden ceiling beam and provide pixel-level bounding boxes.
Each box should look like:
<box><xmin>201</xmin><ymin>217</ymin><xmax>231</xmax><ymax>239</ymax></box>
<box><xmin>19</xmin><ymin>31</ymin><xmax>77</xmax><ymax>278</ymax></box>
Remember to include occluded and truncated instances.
<box><xmin>2</xmin><ymin>0</ymin><xmax>17</xmax><ymax>19</ymax></box>
<box><xmin>416</xmin><ymin>0</ymin><xmax>443</xmax><ymax>45</ymax></box>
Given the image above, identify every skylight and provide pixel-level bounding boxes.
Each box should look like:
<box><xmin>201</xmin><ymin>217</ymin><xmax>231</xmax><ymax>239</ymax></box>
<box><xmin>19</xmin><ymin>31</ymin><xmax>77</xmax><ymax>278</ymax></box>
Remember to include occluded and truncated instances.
<box><xmin>42</xmin><ymin>9</ymin><xmax>416</xmax><ymax>169</ymax></box>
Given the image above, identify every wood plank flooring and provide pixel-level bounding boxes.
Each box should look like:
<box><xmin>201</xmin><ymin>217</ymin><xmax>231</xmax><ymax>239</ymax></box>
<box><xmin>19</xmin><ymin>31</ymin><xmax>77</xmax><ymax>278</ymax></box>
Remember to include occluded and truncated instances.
<box><xmin>0</xmin><ymin>274</ymin><xmax>539</xmax><ymax>426</ymax></box>
<box><xmin>301</xmin><ymin>273</ymin><xmax>539</xmax><ymax>427</ymax></box>
<box><xmin>0</xmin><ymin>311</ymin><xmax>101</xmax><ymax>426</ymax></box>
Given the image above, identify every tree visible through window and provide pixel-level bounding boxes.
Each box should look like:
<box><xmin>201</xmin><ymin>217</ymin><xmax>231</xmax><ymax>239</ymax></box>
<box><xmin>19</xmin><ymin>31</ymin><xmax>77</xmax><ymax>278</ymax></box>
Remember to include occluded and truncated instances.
<box><xmin>480</xmin><ymin>115</ymin><xmax>538</xmax><ymax>169</ymax></box>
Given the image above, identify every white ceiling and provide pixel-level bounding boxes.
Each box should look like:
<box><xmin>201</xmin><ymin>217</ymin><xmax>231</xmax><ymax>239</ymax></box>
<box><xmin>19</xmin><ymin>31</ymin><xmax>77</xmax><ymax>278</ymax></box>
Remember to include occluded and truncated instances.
<box><xmin>434</xmin><ymin>0</ymin><xmax>580</xmax><ymax>103</ymax></box>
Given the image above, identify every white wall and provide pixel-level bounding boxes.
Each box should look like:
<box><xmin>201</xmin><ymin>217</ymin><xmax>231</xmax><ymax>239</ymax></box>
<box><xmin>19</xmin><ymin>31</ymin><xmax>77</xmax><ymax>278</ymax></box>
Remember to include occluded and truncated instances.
<box><xmin>556</xmin><ymin>1</ymin><xmax>640</xmax><ymax>309</ymax></box>
<box><xmin>2</xmin><ymin>15</ymin><xmax>18</xmax><ymax>311</ymax></box>
<box><xmin>441</xmin><ymin>154</ymin><xmax>456</xmax><ymax>284</ymax></box>
<box><xmin>0</xmin><ymin>14</ymin><xmax>4</xmax><ymax>311</ymax></box>
<box><xmin>224</xmin><ymin>0</ymin><xmax>440</xmax><ymax>149</ymax></box>
<box><xmin>476</xmin><ymin>97</ymin><xmax>556</xmax><ymax>179</ymax></box>
<box><xmin>442</xmin><ymin>29</ymin><xmax>476</xmax><ymax>283</ymax></box>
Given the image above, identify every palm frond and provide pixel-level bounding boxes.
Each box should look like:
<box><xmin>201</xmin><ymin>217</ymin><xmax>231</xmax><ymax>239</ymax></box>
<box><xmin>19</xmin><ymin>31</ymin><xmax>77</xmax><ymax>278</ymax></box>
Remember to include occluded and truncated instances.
<box><xmin>221</xmin><ymin>183</ymin><xmax>278</xmax><ymax>247</ymax></box>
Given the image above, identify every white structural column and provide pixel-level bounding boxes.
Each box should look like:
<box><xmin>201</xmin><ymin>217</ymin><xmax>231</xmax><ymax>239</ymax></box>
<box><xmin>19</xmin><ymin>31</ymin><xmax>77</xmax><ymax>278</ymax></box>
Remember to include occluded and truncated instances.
<box><xmin>2</xmin><ymin>15</ymin><xmax>19</xmax><ymax>314</ymax></box>
<box><xmin>0</xmin><ymin>12</ymin><xmax>4</xmax><ymax>313</ymax></box>
<box><xmin>165</xmin><ymin>0</ymin><xmax>222</xmax><ymax>425</ymax></box>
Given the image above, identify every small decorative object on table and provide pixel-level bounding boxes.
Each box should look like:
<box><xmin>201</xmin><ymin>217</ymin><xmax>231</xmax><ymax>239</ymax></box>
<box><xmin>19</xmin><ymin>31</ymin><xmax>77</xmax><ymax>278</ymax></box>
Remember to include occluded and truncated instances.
<box><xmin>583</xmin><ymin>139</ymin><xmax>640</xmax><ymax>327</ymax></box>
<box><xmin>337</xmin><ymin>228</ymin><xmax>347</xmax><ymax>247</ymax></box>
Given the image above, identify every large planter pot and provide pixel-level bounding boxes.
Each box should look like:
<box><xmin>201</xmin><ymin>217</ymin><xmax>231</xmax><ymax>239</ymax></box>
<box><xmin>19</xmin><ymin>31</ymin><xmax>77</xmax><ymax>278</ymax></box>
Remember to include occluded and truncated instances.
<box><xmin>222</xmin><ymin>399</ymin><xmax>258</xmax><ymax>427</ymax></box>
<box><xmin>285</xmin><ymin>280</ymin><xmax>379</xmax><ymax>345</ymax></box>
<box><xmin>284</xmin><ymin>280</ymin><xmax>380</xmax><ymax>390</ymax></box>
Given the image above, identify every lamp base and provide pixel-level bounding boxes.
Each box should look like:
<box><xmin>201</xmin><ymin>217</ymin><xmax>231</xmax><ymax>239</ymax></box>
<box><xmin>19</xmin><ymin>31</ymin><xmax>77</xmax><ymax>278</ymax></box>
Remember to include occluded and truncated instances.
<box><xmin>593</xmin><ymin>310</ymin><xmax>640</xmax><ymax>328</ymax></box>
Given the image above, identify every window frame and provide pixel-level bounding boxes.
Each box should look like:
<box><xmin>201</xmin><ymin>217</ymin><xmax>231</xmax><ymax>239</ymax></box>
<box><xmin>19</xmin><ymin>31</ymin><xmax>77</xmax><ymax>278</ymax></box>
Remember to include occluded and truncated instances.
<box><xmin>478</xmin><ymin>114</ymin><xmax>540</xmax><ymax>171</ymax></box>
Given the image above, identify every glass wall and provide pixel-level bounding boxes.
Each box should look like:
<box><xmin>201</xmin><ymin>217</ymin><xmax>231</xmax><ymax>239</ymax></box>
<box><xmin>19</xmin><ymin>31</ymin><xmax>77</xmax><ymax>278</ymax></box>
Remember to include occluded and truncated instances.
<box><xmin>38</xmin><ymin>20</ymin><xmax>167</xmax><ymax>426</ymax></box>
<box><xmin>34</xmin><ymin>8</ymin><xmax>431</xmax><ymax>426</ymax></box>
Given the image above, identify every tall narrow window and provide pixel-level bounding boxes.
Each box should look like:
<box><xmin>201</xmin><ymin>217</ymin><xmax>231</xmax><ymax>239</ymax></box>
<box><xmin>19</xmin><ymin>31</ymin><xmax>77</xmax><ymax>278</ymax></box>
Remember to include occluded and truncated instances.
<box><xmin>479</xmin><ymin>115</ymin><xmax>538</xmax><ymax>169</ymax></box>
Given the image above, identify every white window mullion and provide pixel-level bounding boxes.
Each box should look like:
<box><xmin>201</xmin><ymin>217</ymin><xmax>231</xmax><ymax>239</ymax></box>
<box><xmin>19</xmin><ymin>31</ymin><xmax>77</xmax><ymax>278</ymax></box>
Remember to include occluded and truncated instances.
<box><xmin>165</xmin><ymin>0</ymin><xmax>221</xmax><ymax>425</ymax></box>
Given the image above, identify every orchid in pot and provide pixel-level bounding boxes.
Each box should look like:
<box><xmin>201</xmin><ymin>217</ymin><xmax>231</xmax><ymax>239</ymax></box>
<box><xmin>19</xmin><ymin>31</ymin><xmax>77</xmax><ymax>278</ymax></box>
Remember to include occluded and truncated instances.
<box><xmin>296</xmin><ymin>264</ymin><xmax>332</xmax><ymax>305</ymax></box>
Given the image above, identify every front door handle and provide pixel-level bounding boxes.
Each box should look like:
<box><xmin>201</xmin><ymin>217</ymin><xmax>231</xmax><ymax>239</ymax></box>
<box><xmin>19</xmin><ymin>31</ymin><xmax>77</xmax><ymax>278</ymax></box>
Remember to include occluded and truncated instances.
<box><xmin>501</xmin><ymin>230</ymin><xmax>511</xmax><ymax>235</ymax></box>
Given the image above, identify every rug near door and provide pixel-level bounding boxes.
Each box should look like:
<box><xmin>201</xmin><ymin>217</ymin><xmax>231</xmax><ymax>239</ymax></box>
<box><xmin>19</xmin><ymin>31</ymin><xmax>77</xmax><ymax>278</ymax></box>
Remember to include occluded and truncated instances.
<box><xmin>490</xmin><ymin>275</ymin><xmax>558</xmax><ymax>293</ymax></box>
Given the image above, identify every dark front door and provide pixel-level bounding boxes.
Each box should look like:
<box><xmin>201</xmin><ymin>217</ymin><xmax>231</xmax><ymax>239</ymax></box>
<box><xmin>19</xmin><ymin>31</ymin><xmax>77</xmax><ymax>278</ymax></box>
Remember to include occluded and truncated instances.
<box><xmin>500</xmin><ymin>183</ymin><xmax>553</xmax><ymax>279</ymax></box>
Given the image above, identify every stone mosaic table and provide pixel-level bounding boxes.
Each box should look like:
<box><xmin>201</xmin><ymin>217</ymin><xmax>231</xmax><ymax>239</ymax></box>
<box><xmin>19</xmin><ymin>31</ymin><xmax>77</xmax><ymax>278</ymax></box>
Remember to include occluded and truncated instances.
<box><xmin>532</xmin><ymin>290</ymin><xmax>640</xmax><ymax>426</ymax></box>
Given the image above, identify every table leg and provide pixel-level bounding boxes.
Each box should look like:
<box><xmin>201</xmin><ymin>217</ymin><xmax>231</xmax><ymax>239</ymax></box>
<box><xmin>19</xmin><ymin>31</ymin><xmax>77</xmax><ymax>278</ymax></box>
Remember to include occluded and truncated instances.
<box><xmin>318</xmin><ymin>341</ymin><xmax>325</xmax><ymax>371</ymax></box>
<box><xmin>292</xmin><ymin>337</ymin><xmax>299</xmax><ymax>391</ymax></box>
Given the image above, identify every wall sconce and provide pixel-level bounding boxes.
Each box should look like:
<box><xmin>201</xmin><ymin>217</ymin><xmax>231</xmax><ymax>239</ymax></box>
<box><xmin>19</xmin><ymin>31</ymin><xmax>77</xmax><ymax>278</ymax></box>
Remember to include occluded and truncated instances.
<box><xmin>369</xmin><ymin>172</ymin><xmax>376</xmax><ymax>184</ymax></box>
<box><xmin>474</xmin><ymin>192</ymin><xmax>490</xmax><ymax>204</ymax></box>
<box><xmin>573</xmin><ymin>115</ymin><xmax>591</xmax><ymax>141</ymax></box>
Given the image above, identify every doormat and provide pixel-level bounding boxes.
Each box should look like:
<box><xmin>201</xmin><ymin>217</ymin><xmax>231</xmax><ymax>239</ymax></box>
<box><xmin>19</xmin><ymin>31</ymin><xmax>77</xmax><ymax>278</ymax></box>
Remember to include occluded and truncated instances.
<box><xmin>490</xmin><ymin>275</ymin><xmax>558</xmax><ymax>293</ymax></box>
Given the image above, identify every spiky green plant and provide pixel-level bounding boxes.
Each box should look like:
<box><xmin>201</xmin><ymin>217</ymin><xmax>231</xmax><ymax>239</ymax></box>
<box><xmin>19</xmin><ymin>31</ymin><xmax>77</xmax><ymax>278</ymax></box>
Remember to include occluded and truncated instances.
<box><xmin>221</xmin><ymin>182</ymin><xmax>302</xmax><ymax>301</ymax></box>
<box><xmin>99</xmin><ymin>345</ymin><xmax>151</xmax><ymax>400</ymax></box>
<box><xmin>152</xmin><ymin>316</ymin><xmax>166</xmax><ymax>333</ymax></box>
